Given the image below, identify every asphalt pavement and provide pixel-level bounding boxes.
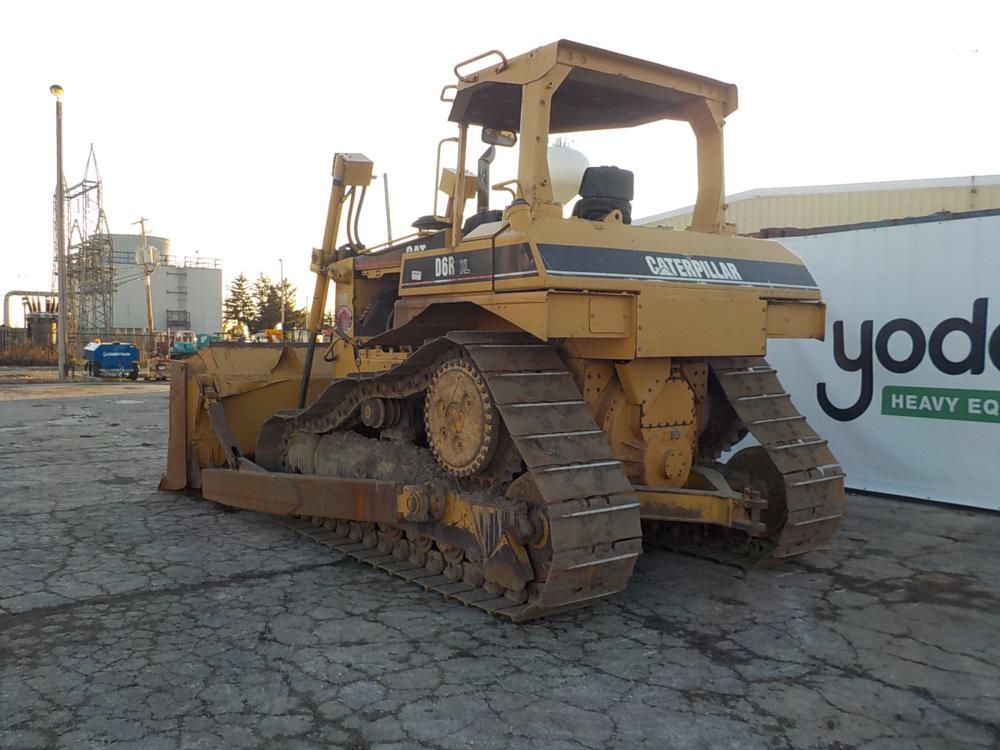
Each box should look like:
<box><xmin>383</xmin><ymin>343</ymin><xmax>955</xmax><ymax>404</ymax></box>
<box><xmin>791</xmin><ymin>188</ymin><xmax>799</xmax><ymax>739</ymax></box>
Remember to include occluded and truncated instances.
<box><xmin>1</xmin><ymin>382</ymin><xmax>998</xmax><ymax>749</ymax></box>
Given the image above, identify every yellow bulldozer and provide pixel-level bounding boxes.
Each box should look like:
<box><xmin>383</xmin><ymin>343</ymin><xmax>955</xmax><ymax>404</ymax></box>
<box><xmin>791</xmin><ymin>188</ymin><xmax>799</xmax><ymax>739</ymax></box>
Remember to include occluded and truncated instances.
<box><xmin>161</xmin><ymin>41</ymin><xmax>844</xmax><ymax>621</ymax></box>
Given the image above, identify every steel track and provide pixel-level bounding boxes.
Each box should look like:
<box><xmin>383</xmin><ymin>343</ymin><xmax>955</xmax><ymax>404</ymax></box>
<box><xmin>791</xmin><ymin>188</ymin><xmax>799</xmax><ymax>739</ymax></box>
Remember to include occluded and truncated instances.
<box><xmin>273</xmin><ymin>332</ymin><xmax>643</xmax><ymax>622</ymax></box>
<box><xmin>655</xmin><ymin>356</ymin><xmax>845</xmax><ymax>563</ymax></box>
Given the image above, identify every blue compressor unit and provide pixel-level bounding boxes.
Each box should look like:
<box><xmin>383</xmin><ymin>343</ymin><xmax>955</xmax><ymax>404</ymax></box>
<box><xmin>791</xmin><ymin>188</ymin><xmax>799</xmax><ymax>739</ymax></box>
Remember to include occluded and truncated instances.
<box><xmin>83</xmin><ymin>341</ymin><xmax>140</xmax><ymax>379</ymax></box>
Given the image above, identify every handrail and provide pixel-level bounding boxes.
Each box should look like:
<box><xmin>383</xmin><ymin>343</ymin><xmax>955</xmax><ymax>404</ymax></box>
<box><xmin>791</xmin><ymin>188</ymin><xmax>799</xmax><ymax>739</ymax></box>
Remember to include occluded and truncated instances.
<box><xmin>453</xmin><ymin>49</ymin><xmax>508</xmax><ymax>83</ymax></box>
<box><xmin>491</xmin><ymin>179</ymin><xmax>522</xmax><ymax>201</ymax></box>
<box><xmin>358</xmin><ymin>231</ymin><xmax>423</xmax><ymax>256</ymax></box>
<box><xmin>433</xmin><ymin>137</ymin><xmax>459</xmax><ymax>221</ymax></box>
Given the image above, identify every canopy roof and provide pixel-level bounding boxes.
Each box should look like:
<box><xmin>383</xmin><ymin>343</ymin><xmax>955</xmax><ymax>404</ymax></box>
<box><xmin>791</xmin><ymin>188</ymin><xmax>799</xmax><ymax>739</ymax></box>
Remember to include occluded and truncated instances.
<box><xmin>448</xmin><ymin>40</ymin><xmax>738</xmax><ymax>133</ymax></box>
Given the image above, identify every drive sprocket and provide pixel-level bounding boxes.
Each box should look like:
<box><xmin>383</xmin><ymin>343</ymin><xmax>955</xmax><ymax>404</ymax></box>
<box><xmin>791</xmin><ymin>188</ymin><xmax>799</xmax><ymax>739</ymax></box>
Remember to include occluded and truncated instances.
<box><xmin>424</xmin><ymin>358</ymin><xmax>499</xmax><ymax>477</ymax></box>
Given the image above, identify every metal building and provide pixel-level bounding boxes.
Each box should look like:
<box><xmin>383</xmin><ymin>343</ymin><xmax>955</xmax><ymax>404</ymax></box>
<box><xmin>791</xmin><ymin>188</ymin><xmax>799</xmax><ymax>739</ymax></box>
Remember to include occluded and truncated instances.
<box><xmin>637</xmin><ymin>174</ymin><xmax>1000</xmax><ymax>234</ymax></box>
<box><xmin>109</xmin><ymin>233</ymin><xmax>223</xmax><ymax>333</ymax></box>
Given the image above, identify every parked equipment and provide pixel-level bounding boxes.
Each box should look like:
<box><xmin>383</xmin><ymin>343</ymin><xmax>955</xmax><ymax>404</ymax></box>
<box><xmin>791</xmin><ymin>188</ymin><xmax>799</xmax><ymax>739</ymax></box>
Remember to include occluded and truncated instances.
<box><xmin>161</xmin><ymin>41</ymin><xmax>844</xmax><ymax>621</ymax></box>
<box><xmin>170</xmin><ymin>330</ymin><xmax>224</xmax><ymax>358</ymax></box>
<box><xmin>84</xmin><ymin>341</ymin><xmax>140</xmax><ymax>379</ymax></box>
<box><xmin>169</xmin><ymin>330</ymin><xmax>197</xmax><ymax>358</ymax></box>
<box><xmin>141</xmin><ymin>353</ymin><xmax>170</xmax><ymax>381</ymax></box>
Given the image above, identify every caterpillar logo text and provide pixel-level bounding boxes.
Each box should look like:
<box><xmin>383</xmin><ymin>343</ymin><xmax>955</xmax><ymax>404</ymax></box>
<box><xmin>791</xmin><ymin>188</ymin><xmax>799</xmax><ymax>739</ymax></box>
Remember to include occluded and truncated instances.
<box><xmin>645</xmin><ymin>255</ymin><xmax>743</xmax><ymax>281</ymax></box>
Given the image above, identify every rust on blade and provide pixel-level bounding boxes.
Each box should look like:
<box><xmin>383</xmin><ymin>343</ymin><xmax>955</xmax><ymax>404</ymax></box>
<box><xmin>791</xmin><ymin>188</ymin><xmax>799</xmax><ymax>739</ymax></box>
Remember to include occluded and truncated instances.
<box><xmin>201</xmin><ymin>468</ymin><xmax>400</xmax><ymax>522</ymax></box>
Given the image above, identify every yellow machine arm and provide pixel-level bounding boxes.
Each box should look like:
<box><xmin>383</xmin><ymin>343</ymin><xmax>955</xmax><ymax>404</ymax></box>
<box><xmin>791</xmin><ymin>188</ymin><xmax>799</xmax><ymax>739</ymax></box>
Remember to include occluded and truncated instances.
<box><xmin>299</xmin><ymin>152</ymin><xmax>373</xmax><ymax>407</ymax></box>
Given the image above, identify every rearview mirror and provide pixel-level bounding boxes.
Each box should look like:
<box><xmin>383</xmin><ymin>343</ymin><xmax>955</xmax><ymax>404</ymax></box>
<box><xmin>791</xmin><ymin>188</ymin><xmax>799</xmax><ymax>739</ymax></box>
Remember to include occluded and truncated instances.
<box><xmin>482</xmin><ymin>128</ymin><xmax>517</xmax><ymax>147</ymax></box>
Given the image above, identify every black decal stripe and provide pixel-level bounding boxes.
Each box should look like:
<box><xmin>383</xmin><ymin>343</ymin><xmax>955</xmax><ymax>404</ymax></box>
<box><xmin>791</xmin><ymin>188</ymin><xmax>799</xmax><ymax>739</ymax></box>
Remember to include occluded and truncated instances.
<box><xmin>402</xmin><ymin>247</ymin><xmax>494</xmax><ymax>288</ymax></box>
<box><xmin>494</xmin><ymin>243</ymin><xmax>538</xmax><ymax>279</ymax></box>
<box><xmin>544</xmin><ymin>269</ymin><xmax>818</xmax><ymax>290</ymax></box>
<box><xmin>537</xmin><ymin>244</ymin><xmax>818</xmax><ymax>290</ymax></box>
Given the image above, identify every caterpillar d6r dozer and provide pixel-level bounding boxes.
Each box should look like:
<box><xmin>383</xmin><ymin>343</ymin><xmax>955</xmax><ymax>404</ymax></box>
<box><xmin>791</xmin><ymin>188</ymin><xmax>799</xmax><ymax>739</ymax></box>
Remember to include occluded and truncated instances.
<box><xmin>161</xmin><ymin>41</ymin><xmax>845</xmax><ymax>621</ymax></box>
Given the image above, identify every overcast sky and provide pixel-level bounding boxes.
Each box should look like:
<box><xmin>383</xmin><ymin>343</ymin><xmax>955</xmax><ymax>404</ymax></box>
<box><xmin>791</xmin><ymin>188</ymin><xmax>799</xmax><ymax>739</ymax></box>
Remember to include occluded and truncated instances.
<box><xmin>2</xmin><ymin>0</ymin><xmax>997</xmax><ymax>326</ymax></box>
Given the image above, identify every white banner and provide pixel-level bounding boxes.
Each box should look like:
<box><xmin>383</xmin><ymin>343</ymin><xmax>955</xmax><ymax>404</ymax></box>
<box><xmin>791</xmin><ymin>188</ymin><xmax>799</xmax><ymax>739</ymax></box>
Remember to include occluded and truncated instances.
<box><xmin>762</xmin><ymin>214</ymin><xmax>1000</xmax><ymax>509</ymax></box>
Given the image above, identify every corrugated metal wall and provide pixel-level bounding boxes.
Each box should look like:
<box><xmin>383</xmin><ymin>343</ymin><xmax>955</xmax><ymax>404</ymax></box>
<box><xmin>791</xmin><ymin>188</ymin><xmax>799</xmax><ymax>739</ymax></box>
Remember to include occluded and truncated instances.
<box><xmin>644</xmin><ymin>181</ymin><xmax>1000</xmax><ymax>234</ymax></box>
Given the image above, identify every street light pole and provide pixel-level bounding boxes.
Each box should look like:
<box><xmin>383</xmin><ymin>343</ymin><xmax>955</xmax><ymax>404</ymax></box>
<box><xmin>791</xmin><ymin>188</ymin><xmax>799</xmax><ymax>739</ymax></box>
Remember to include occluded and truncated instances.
<box><xmin>51</xmin><ymin>84</ymin><xmax>68</xmax><ymax>380</ymax></box>
<box><xmin>279</xmin><ymin>258</ymin><xmax>285</xmax><ymax>342</ymax></box>
<box><xmin>133</xmin><ymin>217</ymin><xmax>156</xmax><ymax>345</ymax></box>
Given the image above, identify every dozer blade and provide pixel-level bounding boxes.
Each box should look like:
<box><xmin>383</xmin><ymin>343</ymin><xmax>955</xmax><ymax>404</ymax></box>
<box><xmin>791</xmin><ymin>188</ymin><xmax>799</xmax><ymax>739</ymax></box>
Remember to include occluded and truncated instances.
<box><xmin>159</xmin><ymin>361</ymin><xmax>189</xmax><ymax>491</ymax></box>
<box><xmin>159</xmin><ymin>343</ymin><xmax>332</xmax><ymax>492</ymax></box>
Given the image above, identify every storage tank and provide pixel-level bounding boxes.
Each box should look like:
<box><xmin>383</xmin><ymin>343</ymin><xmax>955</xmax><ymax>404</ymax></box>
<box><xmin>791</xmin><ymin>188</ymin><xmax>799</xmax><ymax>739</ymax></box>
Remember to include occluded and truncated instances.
<box><xmin>106</xmin><ymin>233</ymin><xmax>172</xmax><ymax>265</ymax></box>
<box><xmin>548</xmin><ymin>143</ymin><xmax>590</xmax><ymax>205</ymax></box>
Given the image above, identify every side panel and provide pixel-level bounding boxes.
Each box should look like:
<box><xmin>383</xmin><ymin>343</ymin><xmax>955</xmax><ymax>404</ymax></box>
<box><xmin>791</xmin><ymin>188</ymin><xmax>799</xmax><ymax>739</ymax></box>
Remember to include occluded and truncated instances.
<box><xmin>387</xmin><ymin>289</ymin><xmax>771</xmax><ymax>359</ymax></box>
<box><xmin>766</xmin><ymin>301</ymin><xmax>826</xmax><ymax>340</ymax></box>
<box><xmin>387</xmin><ymin>215</ymin><xmax>825</xmax><ymax>357</ymax></box>
<box><xmin>636</xmin><ymin>293</ymin><xmax>767</xmax><ymax>357</ymax></box>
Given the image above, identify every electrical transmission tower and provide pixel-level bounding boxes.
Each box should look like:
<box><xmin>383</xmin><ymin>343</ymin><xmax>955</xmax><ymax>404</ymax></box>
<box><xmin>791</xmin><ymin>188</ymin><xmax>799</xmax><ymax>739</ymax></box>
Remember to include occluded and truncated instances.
<box><xmin>53</xmin><ymin>144</ymin><xmax>114</xmax><ymax>338</ymax></box>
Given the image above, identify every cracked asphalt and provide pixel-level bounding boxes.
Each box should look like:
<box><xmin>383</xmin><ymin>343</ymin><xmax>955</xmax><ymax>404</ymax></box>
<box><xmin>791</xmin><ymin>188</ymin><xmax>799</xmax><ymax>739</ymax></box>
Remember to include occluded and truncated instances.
<box><xmin>1</xmin><ymin>382</ymin><xmax>998</xmax><ymax>749</ymax></box>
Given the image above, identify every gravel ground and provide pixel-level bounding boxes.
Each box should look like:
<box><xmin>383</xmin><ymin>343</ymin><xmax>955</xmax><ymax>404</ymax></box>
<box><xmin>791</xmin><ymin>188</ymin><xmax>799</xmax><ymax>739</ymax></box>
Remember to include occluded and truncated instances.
<box><xmin>0</xmin><ymin>366</ymin><xmax>61</xmax><ymax>383</ymax></box>
<box><xmin>1</xmin><ymin>382</ymin><xmax>998</xmax><ymax>749</ymax></box>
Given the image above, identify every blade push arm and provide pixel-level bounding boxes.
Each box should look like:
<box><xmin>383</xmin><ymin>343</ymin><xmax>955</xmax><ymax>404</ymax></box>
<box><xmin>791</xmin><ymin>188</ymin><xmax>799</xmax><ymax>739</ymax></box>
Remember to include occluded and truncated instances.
<box><xmin>299</xmin><ymin>153</ymin><xmax>373</xmax><ymax>408</ymax></box>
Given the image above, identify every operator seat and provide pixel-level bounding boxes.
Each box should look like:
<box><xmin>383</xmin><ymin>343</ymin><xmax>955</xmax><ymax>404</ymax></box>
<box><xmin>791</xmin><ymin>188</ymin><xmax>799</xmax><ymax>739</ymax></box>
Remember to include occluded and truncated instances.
<box><xmin>411</xmin><ymin>215</ymin><xmax>451</xmax><ymax>231</ymax></box>
<box><xmin>462</xmin><ymin>209</ymin><xmax>504</xmax><ymax>235</ymax></box>
<box><xmin>571</xmin><ymin>166</ymin><xmax>634</xmax><ymax>224</ymax></box>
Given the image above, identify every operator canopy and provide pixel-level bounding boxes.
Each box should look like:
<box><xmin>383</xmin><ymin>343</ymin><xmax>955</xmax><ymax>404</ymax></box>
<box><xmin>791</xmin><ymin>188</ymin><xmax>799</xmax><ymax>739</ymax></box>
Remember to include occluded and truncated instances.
<box><xmin>448</xmin><ymin>40</ymin><xmax>737</xmax><ymax>133</ymax></box>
